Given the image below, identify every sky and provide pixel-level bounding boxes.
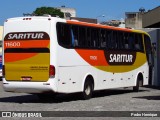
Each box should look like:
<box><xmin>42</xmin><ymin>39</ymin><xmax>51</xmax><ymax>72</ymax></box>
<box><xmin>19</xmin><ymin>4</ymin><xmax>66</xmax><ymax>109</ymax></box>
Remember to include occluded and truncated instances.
<box><xmin>0</xmin><ymin>0</ymin><xmax>159</xmax><ymax>25</ymax></box>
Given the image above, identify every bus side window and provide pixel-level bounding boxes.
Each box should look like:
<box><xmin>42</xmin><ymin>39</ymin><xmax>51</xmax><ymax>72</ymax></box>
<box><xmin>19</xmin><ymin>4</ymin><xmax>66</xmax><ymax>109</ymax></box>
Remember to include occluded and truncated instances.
<box><xmin>74</xmin><ymin>36</ymin><xmax>78</xmax><ymax>47</ymax></box>
<box><xmin>91</xmin><ymin>28</ymin><xmax>99</xmax><ymax>48</ymax></box>
<box><xmin>114</xmin><ymin>31</ymin><xmax>118</xmax><ymax>49</ymax></box>
<box><xmin>79</xmin><ymin>26</ymin><xmax>87</xmax><ymax>48</ymax></box>
<box><xmin>100</xmin><ymin>29</ymin><xmax>106</xmax><ymax>48</ymax></box>
<box><xmin>135</xmin><ymin>34</ymin><xmax>144</xmax><ymax>52</ymax></box>
<box><xmin>128</xmin><ymin>34</ymin><xmax>135</xmax><ymax>50</ymax></box>
<box><xmin>139</xmin><ymin>35</ymin><xmax>144</xmax><ymax>52</ymax></box>
<box><xmin>57</xmin><ymin>23</ymin><xmax>71</xmax><ymax>48</ymax></box>
<box><xmin>105</xmin><ymin>31</ymin><xmax>109</xmax><ymax>49</ymax></box>
<box><xmin>144</xmin><ymin>35</ymin><xmax>152</xmax><ymax>53</ymax></box>
<box><xmin>71</xmin><ymin>25</ymin><xmax>79</xmax><ymax>47</ymax></box>
<box><xmin>118</xmin><ymin>32</ymin><xmax>125</xmax><ymax>49</ymax></box>
<box><xmin>87</xmin><ymin>27</ymin><xmax>93</xmax><ymax>48</ymax></box>
<box><xmin>107</xmin><ymin>30</ymin><xmax>113</xmax><ymax>49</ymax></box>
<box><xmin>144</xmin><ymin>35</ymin><xmax>153</xmax><ymax>66</ymax></box>
<box><xmin>110</xmin><ymin>31</ymin><xmax>116</xmax><ymax>49</ymax></box>
<box><xmin>109</xmin><ymin>31</ymin><xmax>118</xmax><ymax>49</ymax></box>
<box><xmin>124</xmin><ymin>33</ymin><xmax>129</xmax><ymax>49</ymax></box>
<box><xmin>135</xmin><ymin>34</ymin><xmax>140</xmax><ymax>50</ymax></box>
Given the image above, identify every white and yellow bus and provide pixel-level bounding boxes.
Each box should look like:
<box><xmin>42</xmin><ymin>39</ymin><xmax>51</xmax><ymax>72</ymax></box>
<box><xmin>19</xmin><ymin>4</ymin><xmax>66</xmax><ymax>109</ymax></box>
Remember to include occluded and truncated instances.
<box><xmin>2</xmin><ymin>16</ymin><xmax>152</xmax><ymax>99</ymax></box>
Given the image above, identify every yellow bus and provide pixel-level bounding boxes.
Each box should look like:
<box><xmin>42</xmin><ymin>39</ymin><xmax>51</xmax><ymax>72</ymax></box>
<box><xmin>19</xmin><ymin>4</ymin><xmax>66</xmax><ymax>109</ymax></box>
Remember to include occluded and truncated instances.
<box><xmin>3</xmin><ymin>16</ymin><xmax>152</xmax><ymax>100</ymax></box>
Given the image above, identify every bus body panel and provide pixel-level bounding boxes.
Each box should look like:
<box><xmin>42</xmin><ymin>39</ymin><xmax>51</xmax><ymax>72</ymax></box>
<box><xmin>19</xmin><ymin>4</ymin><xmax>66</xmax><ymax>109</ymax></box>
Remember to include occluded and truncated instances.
<box><xmin>56</xmin><ymin>45</ymin><xmax>149</xmax><ymax>93</ymax></box>
<box><xmin>3</xmin><ymin>17</ymin><xmax>51</xmax><ymax>82</ymax></box>
<box><xmin>56</xmin><ymin>45</ymin><xmax>98</xmax><ymax>93</ymax></box>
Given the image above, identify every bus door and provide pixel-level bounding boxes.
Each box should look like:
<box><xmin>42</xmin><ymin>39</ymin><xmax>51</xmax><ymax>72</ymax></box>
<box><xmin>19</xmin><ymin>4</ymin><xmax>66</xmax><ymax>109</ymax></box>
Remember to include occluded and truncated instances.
<box><xmin>144</xmin><ymin>35</ymin><xmax>153</xmax><ymax>85</ymax></box>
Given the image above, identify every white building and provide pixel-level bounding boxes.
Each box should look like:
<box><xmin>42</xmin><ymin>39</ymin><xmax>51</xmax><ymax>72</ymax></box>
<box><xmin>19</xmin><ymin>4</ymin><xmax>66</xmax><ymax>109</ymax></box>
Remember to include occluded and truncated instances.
<box><xmin>57</xmin><ymin>6</ymin><xmax>76</xmax><ymax>19</ymax></box>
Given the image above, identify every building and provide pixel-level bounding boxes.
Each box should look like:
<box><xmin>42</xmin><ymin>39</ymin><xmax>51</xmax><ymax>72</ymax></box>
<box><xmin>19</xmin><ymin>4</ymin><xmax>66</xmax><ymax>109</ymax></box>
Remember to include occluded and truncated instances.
<box><xmin>143</xmin><ymin>6</ymin><xmax>160</xmax><ymax>28</ymax></box>
<box><xmin>125</xmin><ymin>12</ymin><xmax>144</xmax><ymax>29</ymax></box>
<box><xmin>57</xmin><ymin>6</ymin><xmax>76</xmax><ymax>19</ymax></box>
<box><xmin>126</xmin><ymin>6</ymin><xmax>160</xmax><ymax>29</ymax></box>
<box><xmin>125</xmin><ymin>7</ymin><xmax>147</xmax><ymax>29</ymax></box>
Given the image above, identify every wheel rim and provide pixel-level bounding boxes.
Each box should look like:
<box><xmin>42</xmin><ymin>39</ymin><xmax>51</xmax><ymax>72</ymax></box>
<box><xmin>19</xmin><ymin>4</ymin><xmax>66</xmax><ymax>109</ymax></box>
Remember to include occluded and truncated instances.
<box><xmin>85</xmin><ymin>85</ymin><xmax>91</xmax><ymax>95</ymax></box>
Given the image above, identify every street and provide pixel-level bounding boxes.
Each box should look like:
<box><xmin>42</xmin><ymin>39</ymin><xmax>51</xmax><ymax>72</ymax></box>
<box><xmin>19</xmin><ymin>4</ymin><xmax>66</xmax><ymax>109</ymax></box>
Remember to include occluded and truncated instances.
<box><xmin>0</xmin><ymin>81</ymin><xmax>160</xmax><ymax>120</ymax></box>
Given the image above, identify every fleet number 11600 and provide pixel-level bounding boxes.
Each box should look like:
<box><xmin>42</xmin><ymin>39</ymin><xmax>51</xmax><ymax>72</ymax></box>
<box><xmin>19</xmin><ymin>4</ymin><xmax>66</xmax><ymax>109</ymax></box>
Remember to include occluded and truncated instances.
<box><xmin>5</xmin><ymin>42</ymin><xmax>21</xmax><ymax>47</ymax></box>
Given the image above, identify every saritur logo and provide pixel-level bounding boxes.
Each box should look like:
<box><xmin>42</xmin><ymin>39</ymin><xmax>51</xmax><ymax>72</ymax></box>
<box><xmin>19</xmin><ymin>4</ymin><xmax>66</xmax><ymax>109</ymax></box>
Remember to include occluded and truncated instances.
<box><xmin>105</xmin><ymin>50</ymin><xmax>136</xmax><ymax>65</ymax></box>
<box><xmin>4</xmin><ymin>32</ymin><xmax>50</xmax><ymax>40</ymax></box>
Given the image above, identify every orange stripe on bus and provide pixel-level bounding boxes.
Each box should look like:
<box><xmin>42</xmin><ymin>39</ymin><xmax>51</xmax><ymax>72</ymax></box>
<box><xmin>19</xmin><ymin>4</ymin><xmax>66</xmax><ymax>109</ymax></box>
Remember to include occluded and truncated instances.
<box><xmin>67</xmin><ymin>20</ymin><xmax>131</xmax><ymax>32</ymax></box>
<box><xmin>5</xmin><ymin>53</ymin><xmax>37</xmax><ymax>62</ymax></box>
<box><xmin>75</xmin><ymin>49</ymin><xmax>109</xmax><ymax>66</ymax></box>
<box><xmin>4</xmin><ymin>40</ymin><xmax>49</xmax><ymax>49</ymax></box>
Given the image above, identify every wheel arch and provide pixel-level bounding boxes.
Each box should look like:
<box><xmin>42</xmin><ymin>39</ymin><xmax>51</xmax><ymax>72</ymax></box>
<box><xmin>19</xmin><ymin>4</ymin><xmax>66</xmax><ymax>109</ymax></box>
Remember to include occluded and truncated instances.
<box><xmin>136</xmin><ymin>72</ymin><xmax>144</xmax><ymax>86</ymax></box>
<box><xmin>81</xmin><ymin>73</ymin><xmax>95</xmax><ymax>91</ymax></box>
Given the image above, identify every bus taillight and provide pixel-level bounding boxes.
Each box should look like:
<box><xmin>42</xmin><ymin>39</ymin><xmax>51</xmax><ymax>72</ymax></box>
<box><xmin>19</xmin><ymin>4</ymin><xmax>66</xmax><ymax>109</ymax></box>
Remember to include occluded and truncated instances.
<box><xmin>49</xmin><ymin>65</ymin><xmax>55</xmax><ymax>78</ymax></box>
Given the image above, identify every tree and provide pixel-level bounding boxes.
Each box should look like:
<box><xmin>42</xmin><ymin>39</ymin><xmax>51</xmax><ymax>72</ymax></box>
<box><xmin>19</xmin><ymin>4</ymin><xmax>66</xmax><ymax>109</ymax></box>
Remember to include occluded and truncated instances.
<box><xmin>33</xmin><ymin>7</ymin><xmax>64</xmax><ymax>18</ymax></box>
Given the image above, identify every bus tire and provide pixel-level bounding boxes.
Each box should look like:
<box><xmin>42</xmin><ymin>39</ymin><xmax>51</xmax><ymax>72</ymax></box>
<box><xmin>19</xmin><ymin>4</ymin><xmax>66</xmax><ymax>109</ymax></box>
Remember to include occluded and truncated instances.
<box><xmin>81</xmin><ymin>77</ymin><xmax>94</xmax><ymax>100</ymax></box>
<box><xmin>133</xmin><ymin>74</ymin><xmax>143</xmax><ymax>92</ymax></box>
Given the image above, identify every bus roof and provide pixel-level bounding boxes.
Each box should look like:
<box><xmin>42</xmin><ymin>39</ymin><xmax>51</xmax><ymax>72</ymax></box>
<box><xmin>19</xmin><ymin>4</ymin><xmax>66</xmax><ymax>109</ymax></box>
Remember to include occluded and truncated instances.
<box><xmin>67</xmin><ymin>19</ymin><xmax>149</xmax><ymax>36</ymax></box>
<box><xmin>5</xmin><ymin>16</ymin><xmax>149</xmax><ymax>36</ymax></box>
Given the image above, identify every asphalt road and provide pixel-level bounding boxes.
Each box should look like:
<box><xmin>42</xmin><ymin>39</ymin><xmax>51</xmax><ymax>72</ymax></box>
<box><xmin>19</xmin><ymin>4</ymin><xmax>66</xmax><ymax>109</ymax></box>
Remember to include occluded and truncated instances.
<box><xmin>0</xmin><ymin>81</ymin><xmax>160</xmax><ymax>120</ymax></box>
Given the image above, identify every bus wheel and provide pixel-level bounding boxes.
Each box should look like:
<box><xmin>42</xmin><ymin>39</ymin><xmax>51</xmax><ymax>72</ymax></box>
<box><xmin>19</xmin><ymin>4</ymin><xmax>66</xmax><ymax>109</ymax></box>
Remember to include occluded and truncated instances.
<box><xmin>133</xmin><ymin>74</ymin><xmax>143</xmax><ymax>92</ymax></box>
<box><xmin>81</xmin><ymin>78</ymin><xmax>94</xmax><ymax>100</ymax></box>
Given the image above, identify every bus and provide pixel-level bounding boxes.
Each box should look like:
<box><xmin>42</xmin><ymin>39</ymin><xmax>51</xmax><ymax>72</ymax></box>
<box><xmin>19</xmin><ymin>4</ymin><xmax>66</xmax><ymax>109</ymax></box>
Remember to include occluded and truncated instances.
<box><xmin>2</xmin><ymin>16</ymin><xmax>152</xmax><ymax>100</ymax></box>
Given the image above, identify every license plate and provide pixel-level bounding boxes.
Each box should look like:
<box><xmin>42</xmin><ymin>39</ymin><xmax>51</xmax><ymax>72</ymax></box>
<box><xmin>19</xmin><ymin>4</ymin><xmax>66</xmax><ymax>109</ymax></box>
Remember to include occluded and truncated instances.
<box><xmin>21</xmin><ymin>76</ymin><xmax>32</xmax><ymax>81</ymax></box>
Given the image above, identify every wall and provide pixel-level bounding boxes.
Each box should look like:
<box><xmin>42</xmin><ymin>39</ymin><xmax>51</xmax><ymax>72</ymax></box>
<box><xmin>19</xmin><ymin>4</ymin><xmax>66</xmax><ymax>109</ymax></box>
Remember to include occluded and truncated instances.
<box><xmin>142</xmin><ymin>28</ymin><xmax>160</xmax><ymax>86</ymax></box>
<box><xmin>125</xmin><ymin>12</ymin><xmax>143</xmax><ymax>29</ymax></box>
<box><xmin>143</xmin><ymin>6</ymin><xmax>160</xmax><ymax>28</ymax></box>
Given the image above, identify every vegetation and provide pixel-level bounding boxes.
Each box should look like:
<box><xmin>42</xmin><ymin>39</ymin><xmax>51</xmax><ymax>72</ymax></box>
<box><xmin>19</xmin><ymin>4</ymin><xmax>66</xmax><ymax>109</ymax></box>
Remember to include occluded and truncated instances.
<box><xmin>33</xmin><ymin>7</ymin><xmax>64</xmax><ymax>18</ymax></box>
